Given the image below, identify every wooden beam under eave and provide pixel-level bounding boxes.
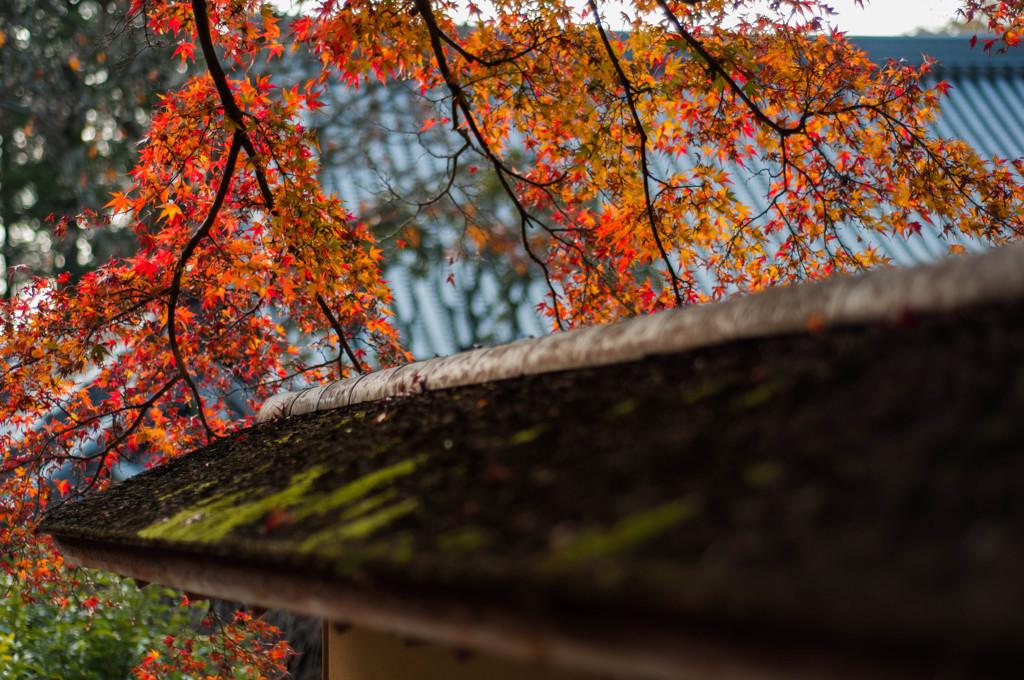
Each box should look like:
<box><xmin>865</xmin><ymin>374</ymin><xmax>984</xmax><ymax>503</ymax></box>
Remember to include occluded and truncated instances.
<box><xmin>322</xmin><ymin>619</ymin><xmax>330</xmax><ymax>680</ymax></box>
<box><xmin>50</xmin><ymin>534</ymin><xmax>933</xmax><ymax>680</ymax></box>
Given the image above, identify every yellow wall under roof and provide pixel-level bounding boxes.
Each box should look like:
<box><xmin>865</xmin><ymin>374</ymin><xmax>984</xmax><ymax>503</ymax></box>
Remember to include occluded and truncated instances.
<box><xmin>326</xmin><ymin>624</ymin><xmax>603</xmax><ymax>680</ymax></box>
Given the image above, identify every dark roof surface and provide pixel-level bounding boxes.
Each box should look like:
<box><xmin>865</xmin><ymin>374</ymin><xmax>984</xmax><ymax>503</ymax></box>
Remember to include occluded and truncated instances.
<box><xmin>41</xmin><ymin>294</ymin><xmax>1024</xmax><ymax>674</ymax></box>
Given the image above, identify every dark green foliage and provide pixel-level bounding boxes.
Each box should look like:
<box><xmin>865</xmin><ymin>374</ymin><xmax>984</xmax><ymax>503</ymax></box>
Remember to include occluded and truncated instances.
<box><xmin>0</xmin><ymin>567</ymin><xmax>192</xmax><ymax>679</ymax></box>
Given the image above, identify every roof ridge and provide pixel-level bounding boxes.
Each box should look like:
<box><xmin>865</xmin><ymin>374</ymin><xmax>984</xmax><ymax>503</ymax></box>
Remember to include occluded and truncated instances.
<box><xmin>257</xmin><ymin>244</ymin><xmax>1024</xmax><ymax>423</ymax></box>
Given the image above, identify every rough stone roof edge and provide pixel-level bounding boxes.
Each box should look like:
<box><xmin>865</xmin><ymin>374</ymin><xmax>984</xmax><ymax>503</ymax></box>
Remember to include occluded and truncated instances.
<box><xmin>257</xmin><ymin>244</ymin><xmax>1024</xmax><ymax>423</ymax></box>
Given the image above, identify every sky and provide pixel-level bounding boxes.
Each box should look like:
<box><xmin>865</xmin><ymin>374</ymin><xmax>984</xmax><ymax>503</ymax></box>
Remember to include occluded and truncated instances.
<box><xmin>824</xmin><ymin>0</ymin><xmax>965</xmax><ymax>36</ymax></box>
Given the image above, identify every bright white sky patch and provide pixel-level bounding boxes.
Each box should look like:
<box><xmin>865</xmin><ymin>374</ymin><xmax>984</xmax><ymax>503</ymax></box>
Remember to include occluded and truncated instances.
<box><xmin>825</xmin><ymin>0</ymin><xmax>964</xmax><ymax>35</ymax></box>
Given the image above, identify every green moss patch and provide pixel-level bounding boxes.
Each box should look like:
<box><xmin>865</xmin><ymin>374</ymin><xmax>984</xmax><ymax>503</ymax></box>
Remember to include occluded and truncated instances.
<box><xmin>139</xmin><ymin>466</ymin><xmax>325</xmax><ymax>543</ymax></box>
<box><xmin>543</xmin><ymin>498</ymin><xmax>699</xmax><ymax>571</ymax></box>
<box><xmin>292</xmin><ymin>456</ymin><xmax>425</xmax><ymax>523</ymax></box>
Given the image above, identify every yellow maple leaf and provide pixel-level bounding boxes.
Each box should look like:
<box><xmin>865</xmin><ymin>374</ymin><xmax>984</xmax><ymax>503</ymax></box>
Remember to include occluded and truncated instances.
<box><xmin>158</xmin><ymin>202</ymin><xmax>182</xmax><ymax>222</ymax></box>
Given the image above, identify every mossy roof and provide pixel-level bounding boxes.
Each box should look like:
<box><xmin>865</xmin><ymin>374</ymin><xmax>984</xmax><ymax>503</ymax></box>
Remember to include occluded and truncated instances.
<box><xmin>40</xmin><ymin>299</ymin><xmax>1024</xmax><ymax>673</ymax></box>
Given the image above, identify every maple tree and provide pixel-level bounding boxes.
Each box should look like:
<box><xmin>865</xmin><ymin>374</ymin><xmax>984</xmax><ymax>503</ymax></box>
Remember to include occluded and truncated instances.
<box><xmin>4</xmin><ymin>0</ymin><xmax>1024</xmax><ymax>675</ymax></box>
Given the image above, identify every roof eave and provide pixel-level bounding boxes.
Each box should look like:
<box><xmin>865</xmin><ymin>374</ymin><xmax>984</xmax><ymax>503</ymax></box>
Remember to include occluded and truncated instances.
<box><xmin>51</xmin><ymin>533</ymin><xmax>934</xmax><ymax>680</ymax></box>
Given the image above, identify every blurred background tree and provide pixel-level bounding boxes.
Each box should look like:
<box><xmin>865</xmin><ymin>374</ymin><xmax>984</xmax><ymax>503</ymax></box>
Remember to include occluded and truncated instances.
<box><xmin>0</xmin><ymin>0</ymin><xmax>188</xmax><ymax>296</ymax></box>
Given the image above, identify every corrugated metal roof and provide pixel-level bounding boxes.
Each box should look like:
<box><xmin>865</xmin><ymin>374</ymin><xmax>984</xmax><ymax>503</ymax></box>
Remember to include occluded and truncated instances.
<box><xmin>313</xmin><ymin>36</ymin><xmax>1024</xmax><ymax>358</ymax></box>
<box><xmin>855</xmin><ymin>35</ymin><xmax>1024</xmax><ymax>75</ymax></box>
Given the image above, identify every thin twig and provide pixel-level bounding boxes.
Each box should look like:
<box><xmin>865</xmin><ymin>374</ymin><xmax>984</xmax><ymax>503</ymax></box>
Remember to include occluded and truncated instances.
<box><xmin>316</xmin><ymin>295</ymin><xmax>366</xmax><ymax>374</ymax></box>
<box><xmin>78</xmin><ymin>377</ymin><xmax>181</xmax><ymax>496</ymax></box>
<box><xmin>413</xmin><ymin>0</ymin><xmax>565</xmax><ymax>328</ymax></box>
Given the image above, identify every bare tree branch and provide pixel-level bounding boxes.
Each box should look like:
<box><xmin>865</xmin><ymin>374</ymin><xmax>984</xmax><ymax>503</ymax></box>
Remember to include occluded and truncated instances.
<box><xmin>413</xmin><ymin>0</ymin><xmax>566</xmax><ymax>328</ymax></box>
<box><xmin>167</xmin><ymin>131</ymin><xmax>243</xmax><ymax>439</ymax></box>
<box><xmin>589</xmin><ymin>0</ymin><xmax>685</xmax><ymax>306</ymax></box>
<box><xmin>192</xmin><ymin>0</ymin><xmax>368</xmax><ymax>372</ymax></box>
